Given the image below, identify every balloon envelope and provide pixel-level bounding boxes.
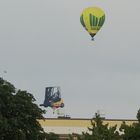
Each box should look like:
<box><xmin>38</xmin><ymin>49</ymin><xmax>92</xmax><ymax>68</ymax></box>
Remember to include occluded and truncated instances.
<box><xmin>80</xmin><ymin>7</ymin><xmax>105</xmax><ymax>40</ymax></box>
<box><xmin>40</xmin><ymin>87</ymin><xmax>64</xmax><ymax>109</ymax></box>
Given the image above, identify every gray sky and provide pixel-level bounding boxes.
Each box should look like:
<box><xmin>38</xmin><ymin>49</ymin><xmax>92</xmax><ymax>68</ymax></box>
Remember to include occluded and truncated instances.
<box><xmin>0</xmin><ymin>0</ymin><xmax>140</xmax><ymax>119</ymax></box>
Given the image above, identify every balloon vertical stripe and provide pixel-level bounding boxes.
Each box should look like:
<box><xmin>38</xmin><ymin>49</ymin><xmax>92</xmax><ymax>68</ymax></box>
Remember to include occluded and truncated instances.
<box><xmin>80</xmin><ymin>14</ymin><xmax>85</xmax><ymax>27</ymax></box>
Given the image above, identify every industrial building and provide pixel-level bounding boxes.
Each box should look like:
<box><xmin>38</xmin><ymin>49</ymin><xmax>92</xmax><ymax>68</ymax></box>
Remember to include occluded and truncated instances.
<box><xmin>39</xmin><ymin>118</ymin><xmax>137</xmax><ymax>139</ymax></box>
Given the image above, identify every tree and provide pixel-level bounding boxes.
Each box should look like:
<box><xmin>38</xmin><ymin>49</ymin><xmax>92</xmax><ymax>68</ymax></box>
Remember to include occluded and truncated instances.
<box><xmin>76</xmin><ymin>113</ymin><xmax>121</xmax><ymax>140</ymax></box>
<box><xmin>136</xmin><ymin>109</ymin><xmax>140</xmax><ymax>123</ymax></box>
<box><xmin>0</xmin><ymin>78</ymin><xmax>59</xmax><ymax>140</ymax></box>
<box><xmin>120</xmin><ymin>109</ymin><xmax>140</xmax><ymax>140</ymax></box>
<box><xmin>45</xmin><ymin>133</ymin><xmax>60</xmax><ymax>140</ymax></box>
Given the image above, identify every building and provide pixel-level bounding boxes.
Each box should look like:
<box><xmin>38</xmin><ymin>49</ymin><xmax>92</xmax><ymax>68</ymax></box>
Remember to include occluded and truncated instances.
<box><xmin>39</xmin><ymin>118</ymin><xmax>137</xmax><ymax>139</ymax></box>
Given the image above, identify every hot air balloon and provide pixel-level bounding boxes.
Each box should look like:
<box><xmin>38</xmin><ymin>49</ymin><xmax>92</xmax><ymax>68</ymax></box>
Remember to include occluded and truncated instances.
<box><xmin>80</xmin><ymin>7</ymin><xmax>105</xmax><ymax>40</ymax></box>
<box><xmin>40</xmin><ymin>87</ymin><xmax>64</xmax><ymax>114</ymax></box>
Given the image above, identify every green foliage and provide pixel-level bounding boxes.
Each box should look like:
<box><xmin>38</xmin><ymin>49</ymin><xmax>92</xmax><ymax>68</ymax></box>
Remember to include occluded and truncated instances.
<box><xmin>76</xmin><ymin>113</ymin><xmax>120</xmax><ymax>140</ymax></box>
<box><xmin>45</xmin><ymin>132</ymin><xmax>60</xmax><ymax>140</ymax></box>
<box><xmin>0</xmin><ymin>78</ymin><xmax>60</xmax><ymax>140</ymax></box>
<box><xmin>136</xmin><ymin>109</ymin><xmax>140</xmax><ymax>123</ymax></box>
<box><xmin>120</xmin><ymin>109</ymin><xmax>140</xmax><ymax>140</ymax></box>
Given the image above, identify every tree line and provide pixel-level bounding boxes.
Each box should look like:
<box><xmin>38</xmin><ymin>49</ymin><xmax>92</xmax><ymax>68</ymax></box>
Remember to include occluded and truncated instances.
<box><xmin>73</xmin><ymin>111</ymin><xmax>140</xmax><ymax>140</ymax></box>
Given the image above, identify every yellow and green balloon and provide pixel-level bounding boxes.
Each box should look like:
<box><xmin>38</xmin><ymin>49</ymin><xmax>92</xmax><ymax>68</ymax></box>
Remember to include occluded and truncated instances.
<box><xmin>80</xmin><ymin>7</ymin><xmax>105</xmax><ymax>40</ymax></box>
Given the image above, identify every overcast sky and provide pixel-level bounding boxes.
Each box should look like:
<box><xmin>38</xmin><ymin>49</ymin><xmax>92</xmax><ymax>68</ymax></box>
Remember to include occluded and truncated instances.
<box><xmin>0</xmin><ymin>0</ymin><xmax>140</xmax><ymax>119</ymax></box>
